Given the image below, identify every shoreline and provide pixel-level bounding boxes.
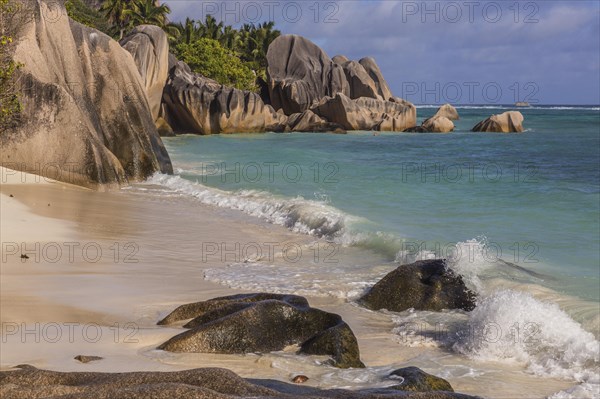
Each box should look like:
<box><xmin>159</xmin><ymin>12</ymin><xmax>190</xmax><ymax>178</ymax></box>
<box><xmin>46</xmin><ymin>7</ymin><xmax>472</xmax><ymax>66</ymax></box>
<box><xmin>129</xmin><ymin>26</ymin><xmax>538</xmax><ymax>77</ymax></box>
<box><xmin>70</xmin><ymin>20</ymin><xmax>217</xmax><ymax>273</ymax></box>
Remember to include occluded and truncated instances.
<box><xmin>0</xmin><ymin>167</ymin><xmax>584</xmax><ymax>397</ymax></box>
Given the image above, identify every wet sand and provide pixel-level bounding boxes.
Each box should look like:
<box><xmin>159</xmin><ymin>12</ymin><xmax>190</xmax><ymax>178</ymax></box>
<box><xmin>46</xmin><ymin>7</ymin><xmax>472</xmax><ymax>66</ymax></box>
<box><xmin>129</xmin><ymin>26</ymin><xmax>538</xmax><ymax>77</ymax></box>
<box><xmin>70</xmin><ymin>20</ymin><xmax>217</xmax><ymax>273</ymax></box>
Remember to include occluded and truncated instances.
<box><xmin>0</xmin><ymin>167</ymin><xmax>576</xmax><ymax>397</ymax></box>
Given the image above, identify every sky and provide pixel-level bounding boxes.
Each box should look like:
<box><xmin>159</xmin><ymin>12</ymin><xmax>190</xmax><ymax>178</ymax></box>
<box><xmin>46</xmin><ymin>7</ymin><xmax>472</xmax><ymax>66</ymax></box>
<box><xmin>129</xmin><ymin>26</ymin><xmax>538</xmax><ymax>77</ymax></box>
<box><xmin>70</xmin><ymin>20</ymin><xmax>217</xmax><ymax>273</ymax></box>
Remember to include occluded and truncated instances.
<box><xmin>164</xmin><ymin>0</ymin><xmax>600</xmax><ymax>105</ymax></box>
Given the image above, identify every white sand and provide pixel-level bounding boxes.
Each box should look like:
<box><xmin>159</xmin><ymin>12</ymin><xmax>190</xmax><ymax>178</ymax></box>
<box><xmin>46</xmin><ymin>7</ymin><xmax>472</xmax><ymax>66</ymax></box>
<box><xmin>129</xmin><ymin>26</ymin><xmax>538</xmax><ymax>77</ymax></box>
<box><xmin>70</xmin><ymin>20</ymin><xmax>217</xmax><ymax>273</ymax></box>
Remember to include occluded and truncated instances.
<box><xmin>0</xmin><ymin>167</ymin><xmax>575</xmax><ymax>397</ymax></box>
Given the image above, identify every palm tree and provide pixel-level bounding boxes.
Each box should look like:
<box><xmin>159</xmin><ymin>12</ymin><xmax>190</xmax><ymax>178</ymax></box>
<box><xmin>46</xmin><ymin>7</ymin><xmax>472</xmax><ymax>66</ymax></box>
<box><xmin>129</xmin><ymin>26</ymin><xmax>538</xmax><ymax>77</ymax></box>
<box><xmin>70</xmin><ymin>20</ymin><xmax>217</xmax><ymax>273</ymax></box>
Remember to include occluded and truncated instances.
<box><xmin>126</xmin><ymin>0</ymin><xmax>171</xmax><ymax>29</ymax></box>
<box><xmin>198</xmin><ymin>15</ymin><xmax>224</xmax><ymax>41</ymax></box>
<box><xmin>100</xmin><ymin>0</ymin><xmax>133</xmax><ymax>39</ymax></box>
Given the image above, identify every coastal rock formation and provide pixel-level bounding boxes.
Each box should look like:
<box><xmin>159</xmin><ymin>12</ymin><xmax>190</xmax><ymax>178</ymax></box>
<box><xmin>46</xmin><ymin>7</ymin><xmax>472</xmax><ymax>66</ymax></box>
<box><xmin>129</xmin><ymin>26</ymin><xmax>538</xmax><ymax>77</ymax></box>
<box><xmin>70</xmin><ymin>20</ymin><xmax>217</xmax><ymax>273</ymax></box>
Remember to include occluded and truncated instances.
<box><xmin>403</xmin><ymin>126</ymin><xmax>429</xmax><ymax>133</ymax></box>
<box><xmin>404</xmin><ymin>104</ymin><xmax>458</xmax><ymax>133</ymax></box>
<box><xmin>472</xmin><ymin>111</ymin><xmax>524</xmax><ymax>133</ymax></box>
<box><xmin>432</xmin><ymin>104</ymin><xmax>460</xmax><ymax>121</ymax></box>
<box><xmin>421</xmin><ymin>116</ymin><xmax>455</xmax><ymax>133</ymax></box>
<box><xmin>120</xmin><ymin>25</ymin><xmax>170</xmax><ymax>122</ymax></box>
<box><xmin>340</xmin><ymin>60</ymin><xmax>381</xmax><ymax>100</ymax></box>
<box><xmin>359</xmin><ymin>57</ymin><xmax>393</xmax><ymax>101</ymax></box>
<box><xmin>266</xmin><ymin>35</ymin><xmax>349</xmax><ymax>114</ymax></box>
<box><xmin>1</xmin><ymin>0</ymin><xmax>172</xmax><ymax>188</ymax></box>
<box><xmin>332</xmin><ymin>55</ymin><xmax>350</xmax><ymax>64</ymax></box>
<box><xmin>389</xmin><ymin>367</ymin><xmax>454</xmax><ymax>392</ymax></box>
<box><xmin>161</xmin><ymin>62</ymin><xmax>287</xmax><ymax>134</ymax></box>
<box><xmin>359</xmin><ymin>260</ymin><xmax>477</xmax><ymax>312</ymax></box>
<box><xmin>158</xmin><ymin>293</ymin><xmax>364</xmax><ymax>368</ymax></box>
<box><xmin>312</xmin><ymin>94</ymin><xmax>416</xmax><ymax>131</ymax></box>
<box><xmin>0</xmin><ymin>365</ymin><xmax>481</xmax><ymax>398</ymax></box>
<box><xmin>286</xmin><ymin>110</ymin><xmax>344</xmax><ymax>133</ymax></box>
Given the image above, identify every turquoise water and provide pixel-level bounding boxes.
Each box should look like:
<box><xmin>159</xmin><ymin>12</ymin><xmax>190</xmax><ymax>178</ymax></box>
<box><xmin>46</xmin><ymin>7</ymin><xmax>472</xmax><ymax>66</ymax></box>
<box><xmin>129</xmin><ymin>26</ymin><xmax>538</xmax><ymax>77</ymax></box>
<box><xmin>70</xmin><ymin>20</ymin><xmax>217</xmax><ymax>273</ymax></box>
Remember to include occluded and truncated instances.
<box><xmin>159</xmin><ymin>106</ymin><xmax>600</xmax><ymax>301</ymax></box>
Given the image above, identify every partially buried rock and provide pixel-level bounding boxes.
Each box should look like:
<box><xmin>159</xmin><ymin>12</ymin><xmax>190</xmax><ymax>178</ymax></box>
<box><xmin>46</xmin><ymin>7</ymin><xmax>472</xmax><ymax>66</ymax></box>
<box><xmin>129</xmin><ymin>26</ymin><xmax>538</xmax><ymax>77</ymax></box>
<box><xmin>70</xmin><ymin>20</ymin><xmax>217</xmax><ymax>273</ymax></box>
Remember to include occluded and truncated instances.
<box><xmin>389</xmin><ymin>367</ymin><xmax>454</xmax><ymax>392</ymax></box>
<box><xmin>74</xmin><ymin>355</ymin><xmax>103</xmax><ymax>364</ymax></box>
<box><xmin>158</xmin><ymin>293</ymin><xmax>365</xmax><ymax>369</ymax></box>
<box><xmin>472</xmin><ymin>111</ymin><xmax>524</xmax><ymax>133</ymax></box>
<box><xmin>359</xmin><ymin>259</ymin><xmax>477</xmax><ymax>312</ymax></box>
<box><xmin>0</xmin><ymin>365</ymin><xmax>482</xmax><ymax>398</ymax></box>
<box><xmin>292</xmin><ymin>375</ymin><xmax>309</xmax><ymax>384</ymax></box>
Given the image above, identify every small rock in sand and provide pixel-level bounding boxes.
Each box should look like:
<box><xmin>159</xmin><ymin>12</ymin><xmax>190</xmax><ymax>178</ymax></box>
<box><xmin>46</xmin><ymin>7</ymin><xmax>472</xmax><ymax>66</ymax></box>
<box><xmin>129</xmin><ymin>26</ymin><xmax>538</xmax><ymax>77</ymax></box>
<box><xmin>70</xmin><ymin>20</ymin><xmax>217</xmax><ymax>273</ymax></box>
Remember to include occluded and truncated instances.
<box><xmin>292</xmin><ymin>375</ymin><xmax>309</xmax><ymax>384</ymax></box>
<box><xmin>74</xmin><ymin>355</ymin><xmax>103</xmax><ymax>363</ymax></box>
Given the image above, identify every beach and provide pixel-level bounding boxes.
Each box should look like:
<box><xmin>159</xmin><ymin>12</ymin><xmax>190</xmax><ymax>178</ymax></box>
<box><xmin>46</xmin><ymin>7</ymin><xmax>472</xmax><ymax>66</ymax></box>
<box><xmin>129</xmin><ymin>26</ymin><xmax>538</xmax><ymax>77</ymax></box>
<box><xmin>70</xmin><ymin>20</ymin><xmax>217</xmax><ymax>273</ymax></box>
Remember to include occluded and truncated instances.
<box><xmin>1</xmin><ymin>164</ymin><xmax>589</xmax><ymax>398</ymax></box>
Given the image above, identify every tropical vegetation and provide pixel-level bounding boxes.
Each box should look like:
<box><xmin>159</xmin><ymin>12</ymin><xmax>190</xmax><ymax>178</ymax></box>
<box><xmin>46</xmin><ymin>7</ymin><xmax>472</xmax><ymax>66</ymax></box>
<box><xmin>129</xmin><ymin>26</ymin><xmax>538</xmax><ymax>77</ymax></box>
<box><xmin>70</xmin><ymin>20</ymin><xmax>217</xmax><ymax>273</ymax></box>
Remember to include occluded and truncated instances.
<box><xmin>0</xmin><ymin>0</ymin><xmax>26</xmax><ymax>130</ymax></box>
<box><xmin>65</xmin><ymin>0</ymin><xmax>280</xmax><ymax>90</ymax></box>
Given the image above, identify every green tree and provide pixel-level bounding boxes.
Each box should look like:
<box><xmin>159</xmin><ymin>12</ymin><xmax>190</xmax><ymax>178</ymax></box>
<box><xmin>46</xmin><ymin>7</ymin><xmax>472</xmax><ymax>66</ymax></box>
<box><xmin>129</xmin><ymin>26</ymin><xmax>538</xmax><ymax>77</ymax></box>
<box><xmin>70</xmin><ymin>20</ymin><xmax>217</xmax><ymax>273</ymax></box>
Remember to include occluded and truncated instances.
<box><xmin>126</xmin><ymin>0</ymin><xmax>171</xmax><ymax>29</ymax></box>
<box><xmin>100</xmin><ymin>0</ymin><xmax>134</xmax><ymax>39</ymax></box>
<box><xmin>65</xmin><ymin>0</ymin><xmax>112</xmax><ymax>34</ymax></box>
<box><xmin>0</xmin><ymin>0</ymin><xmax>26</xmax><ymax>131</ymax></box>
<box><xmin>175</xmin><ymin>38</ymin><xmax>256</xmax><ymax>91</ymax></box>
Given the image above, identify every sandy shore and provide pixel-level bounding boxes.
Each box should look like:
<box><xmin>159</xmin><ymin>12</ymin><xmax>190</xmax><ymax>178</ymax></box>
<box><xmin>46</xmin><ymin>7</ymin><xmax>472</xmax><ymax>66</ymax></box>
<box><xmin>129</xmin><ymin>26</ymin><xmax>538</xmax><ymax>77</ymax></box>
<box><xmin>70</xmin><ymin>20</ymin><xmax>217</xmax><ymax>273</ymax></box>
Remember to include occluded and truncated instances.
<box><xmin>0</xmin><ymin>167</ymin><xmax>576</xmax><ymax>397</ymax></box>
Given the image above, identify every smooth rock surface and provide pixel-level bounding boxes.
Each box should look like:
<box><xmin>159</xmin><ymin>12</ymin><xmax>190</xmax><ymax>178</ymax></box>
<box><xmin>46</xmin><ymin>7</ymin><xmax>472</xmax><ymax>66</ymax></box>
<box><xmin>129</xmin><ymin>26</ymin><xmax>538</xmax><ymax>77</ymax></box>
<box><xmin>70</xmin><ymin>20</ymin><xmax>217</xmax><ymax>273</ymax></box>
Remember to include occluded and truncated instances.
<box><xmin>359</xmin><ymin>57</ymin><xmax>393</xmax><ymax>100</ymax></box>
<box><xmin>120</xmin><ymin>25</ymin><xmax>170</xmax><ymax>122</ymax></box>
<box><xmin>158</xmin><ymin>293</ymin><xmax>364</xmax><ymax>368</ymax></box>
<box><xmin>432</xmin><ymin>104</ymin><xmax>460</xmax><ymax>121</ymax></box>
<box><xmin>341</xmin><ymin>60</ymin><xmax>381</xmax><ymax>100</ymax></box>
<box><xmin>472</xmin><ymin>111</ymin><xmax>525</xmax><ymax>133</ymax></box>
<box><xmin>266</xmin><ymin>35</ymin><xmax>349</xmax><ymax>114</ymax></box>
<box><xmin>162</xmin><ymin>62</ymin><xmax>287</xmax><ymax>134</ymax></box>
<box><xmin>359</xmin><ymin>260</ymin><xmax>477</xmax><ymax>312</ymax></box>
<box><xmin>1</xmin><ymin>0</ymin><xmax>172</xmax><ymax>188</ymax></box>
<box><xmin>421</xmin><ymin>116</ymin><xmax>455</xmax><ymax>133</ymax></box>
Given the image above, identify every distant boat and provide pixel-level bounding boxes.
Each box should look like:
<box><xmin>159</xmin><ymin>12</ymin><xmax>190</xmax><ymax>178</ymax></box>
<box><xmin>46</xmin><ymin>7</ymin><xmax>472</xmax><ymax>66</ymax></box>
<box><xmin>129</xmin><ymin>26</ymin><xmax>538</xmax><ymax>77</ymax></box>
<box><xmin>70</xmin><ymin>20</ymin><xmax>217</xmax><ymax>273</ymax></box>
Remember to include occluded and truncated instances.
<box><xmin>515</xmin><ymin>102</ymin><xmax>531</xmax><ymax>107</ymax></box>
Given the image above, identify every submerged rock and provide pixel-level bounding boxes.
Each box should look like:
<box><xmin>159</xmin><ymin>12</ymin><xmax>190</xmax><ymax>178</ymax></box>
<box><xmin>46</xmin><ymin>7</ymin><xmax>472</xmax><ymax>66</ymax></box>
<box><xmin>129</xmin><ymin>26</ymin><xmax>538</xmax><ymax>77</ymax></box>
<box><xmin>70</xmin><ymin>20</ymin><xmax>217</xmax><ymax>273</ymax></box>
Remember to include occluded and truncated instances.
<box><xmin>120</xmin><ymin>25</ymin><xmax>170</xmax><ymax>122</ymax></box>
<box><xmin>389</xmin><ymin>367</ymin><xmax>454</xmax><ymax>392</ymax></box>
<box><xmin>359</xmin><ymin>260</ymin><xmax>477</xmax><ymax>312</ymax></box>
<box><xmin>266</xmin><ymin>35</ymin><xmax>349</xmax><ymax>114</ymax></box>
<box><xmin>161</xmin><ymin>62</ymin><xmax>287</xmax><ymax>134</ymax></box>
<box><xmin>0</xmin><ymin>365</ymin><xmax>481</xmax><ymax>398</ymax></box>
<box><xmin>158</xmin><ymin>293</ymin><xmax>364</xmax><ymax>369</ymax></box>
<box><xmin>312</xmin><ymin>94</ymin><xmax>416</xmax><ymax>132</ymax></box>
<box><xmin>472</xmin><ymin>111</ymin><xmax>524</xmax><ymax>133</ymax></box>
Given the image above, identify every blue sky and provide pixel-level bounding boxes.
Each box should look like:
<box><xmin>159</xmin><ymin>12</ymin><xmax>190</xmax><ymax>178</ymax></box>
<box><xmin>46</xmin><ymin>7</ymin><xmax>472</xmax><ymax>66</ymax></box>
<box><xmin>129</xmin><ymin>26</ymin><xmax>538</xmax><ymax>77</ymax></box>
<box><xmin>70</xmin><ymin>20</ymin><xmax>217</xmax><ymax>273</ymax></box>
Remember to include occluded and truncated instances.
<box><xmin>164</xmin><ymin>1</ymin><xmax>600</xmax><ymax>105</ymax></box>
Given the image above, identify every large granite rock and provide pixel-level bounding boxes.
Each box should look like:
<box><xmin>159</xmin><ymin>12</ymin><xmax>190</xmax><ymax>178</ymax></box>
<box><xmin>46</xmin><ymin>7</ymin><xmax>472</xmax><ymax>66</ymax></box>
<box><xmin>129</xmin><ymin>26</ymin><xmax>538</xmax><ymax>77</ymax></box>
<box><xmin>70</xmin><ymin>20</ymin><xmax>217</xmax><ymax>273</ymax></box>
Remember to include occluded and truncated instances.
<box><xmin>472</xmin><ymin>111</ymin><xmax>524</xmax><ymax>133</ymax></box>
<box><xmin>359</xmin><ymin>260</ymin><xmax>477</xmax><ymax>312</ymax></box>
<box><xmin>421</xmin><ymin>116</ymin><xmax>454</xmax><ymax>133</ymax></box>
<box><xmin>431</xmin><ymin>104</ymin><xmax>460</xmax><ymax>121</ymax></box>
<box><xmin>312</xmin><ymin>94</ymin><xmax>416</xmax><ymax>132</ymax></box>
<box><xmin>162</xmin><ymin>62</ymin><xmax>287</xmax><ymax>134</ymax></box>
<box><xmin>359</xmin><ymin>57</ymin><xmax>393</xmax><ymax>101</ymax></box>
<box><xmin>266</xmin><ymin>35</ymin><xmax>349</xmax><ymax>115</ymax></box>
<box><xmin>286</xmin><ymin>110</ymin><xmax>344</xmax><ymax>133</ymax></box>
<box><xmin>158</xmin><ymin>293</ymin><xmax>364</xmax><ymax>369</ymax></box>
<box><xmin>340</xmin><ymin>60</ymin><xmax>380</xmax><ymax>100</ymax></box>
<box><xmin>0</xmin><ymin>0</ymin><xmax>172</xmax><ymax>188</ymax></box>
<box><xmin>120</xmin><ymin>25</ymin><xmax>170</xmax><ymax>122</ymax></box>
<box><xmin>389</xmin><ymin>367</ymin><xmax>454</xmax><ymax>392</ymax></box>
<box><xmin>0</xmin><ymin>365</ymin><xmax>481</xmax><ymax>398</ymax></box>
